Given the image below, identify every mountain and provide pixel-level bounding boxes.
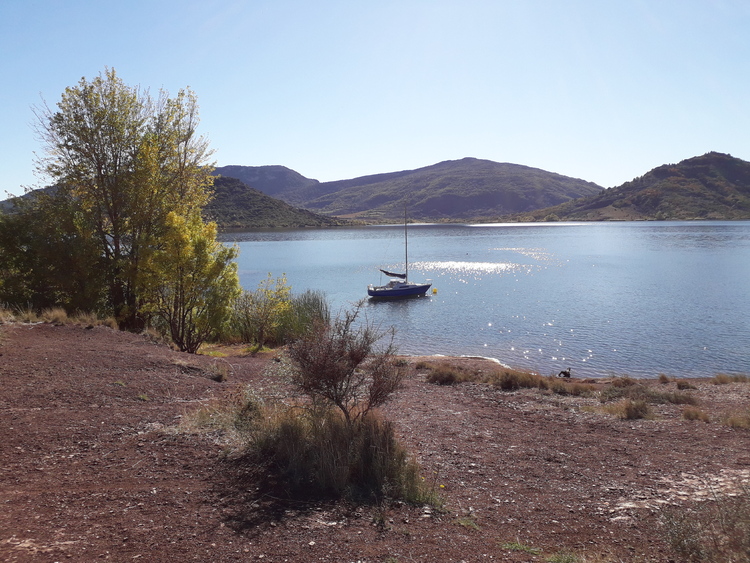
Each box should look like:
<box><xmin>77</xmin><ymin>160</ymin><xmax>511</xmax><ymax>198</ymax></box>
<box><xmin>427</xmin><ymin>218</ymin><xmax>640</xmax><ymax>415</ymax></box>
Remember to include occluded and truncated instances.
<box><xmin>509</xmin><ymin>152</ymin><xmax>750</xmax><ymax>222</ymax></box>
<box><xmin>0</xmin><ymin>179</ymin><xmax>343</xmax><ymax>230</ymax></box>
<box><xmin>218</xmin><ymin>158</ymin><xmax>603</xmax><ymax>221</ymax></box>
<box><xmin>205</xmin><ymin>176</ymin><xmax>344</xmax><ymax>229</ymax></box>
<box><xmin>213</xmin><ymin>165</ymin><xmax>319</xmax><ymax>199</ymax></box>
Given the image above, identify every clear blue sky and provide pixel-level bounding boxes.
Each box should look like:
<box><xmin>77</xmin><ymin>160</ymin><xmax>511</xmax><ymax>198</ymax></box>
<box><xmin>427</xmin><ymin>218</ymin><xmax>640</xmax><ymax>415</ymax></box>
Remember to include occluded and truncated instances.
<box><xmin>2</xmin><ymin>0</ymin><xmax>749</xmax><ymax>198</ymax></box>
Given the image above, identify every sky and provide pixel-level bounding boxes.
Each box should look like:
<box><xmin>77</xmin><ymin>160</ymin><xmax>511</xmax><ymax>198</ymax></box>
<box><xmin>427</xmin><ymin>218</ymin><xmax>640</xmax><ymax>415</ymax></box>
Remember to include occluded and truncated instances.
<box><xmin>2</xmin><ymin>0</ymin><xmax>750</xmax><ymax>198</ymax></box>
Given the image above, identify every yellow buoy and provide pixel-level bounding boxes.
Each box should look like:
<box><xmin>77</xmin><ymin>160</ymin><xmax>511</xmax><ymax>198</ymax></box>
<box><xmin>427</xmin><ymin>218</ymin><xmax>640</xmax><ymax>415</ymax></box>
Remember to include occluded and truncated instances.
<box><xmin>432</xmin><ymin>287</ymin><xmax>438</xmax><ymax>294</ymax></box>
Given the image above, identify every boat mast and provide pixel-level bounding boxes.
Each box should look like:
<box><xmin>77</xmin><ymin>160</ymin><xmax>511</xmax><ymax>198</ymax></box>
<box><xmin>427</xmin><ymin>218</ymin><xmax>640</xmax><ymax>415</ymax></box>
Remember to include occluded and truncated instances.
<box><xmin>404</xmin><ymin>205</ymin><xmax>408</xmax><ymax>283</ymax></box>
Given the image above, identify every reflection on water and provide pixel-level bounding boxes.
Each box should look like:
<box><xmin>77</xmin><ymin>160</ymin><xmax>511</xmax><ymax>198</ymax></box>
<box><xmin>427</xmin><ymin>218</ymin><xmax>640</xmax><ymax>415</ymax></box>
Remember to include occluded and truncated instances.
<box><xmin>223</xmin><ymin>221</ymin><xmax>750</xmax><ymax>379</ymax></box>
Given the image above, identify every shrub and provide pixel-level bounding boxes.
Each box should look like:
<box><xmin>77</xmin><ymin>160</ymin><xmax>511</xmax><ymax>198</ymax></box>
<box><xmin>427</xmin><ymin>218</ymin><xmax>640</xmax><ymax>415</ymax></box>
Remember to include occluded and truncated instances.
<box><xmin>285</xmin><ymin>301</ymin><xmax>404</xmax><ymax>426</ymax></box>
<box><xmin>663</xmin><ymin>487</ymin><xmax>750</xmax><ymax>562</ymax></box>
<box><xmin>723</xmin><ymin>411</ymin><xmax>750</xmax><ymax>429</ymax></box>
<box><xmin>604</xmin><ymin>399</ymin><xmax>652</xmax><ymax>420</ymax></box>
<box><xmin>426</xmin><ymin>365</ymin><xmax>476</xmax><ymax>385</ymax></box>
<box><xmin>251</xmin><ymin>406</ymin><xmax>428</xmax><ymax>502</ymax></box>
<box><xmin>659</xmin><ymin>373</ymin><xmax>671</xmax><ymax>384</ymax></box>
<box><xmin>492</xmin><ymin>369</ymin><xmax>542</xmax><ymax>391</ymax></box>
<box><xmin>601</xmin><ymin>381</ymin><xmax>697</xmax><ymax>406</ymax></box>
<box><xmin>683</xmin><ymin>407</ymin><xmax>710</xmax><ymax>422</ymax></box>
<box><xmin>712</xmin><ymin>373</ymin><xmax>750</xmax><ymax>385</ymax></box>
<box><xmin>677</xmin><ymin>380</ymin><xmax>698</xmax><ymax>390</ymax></box>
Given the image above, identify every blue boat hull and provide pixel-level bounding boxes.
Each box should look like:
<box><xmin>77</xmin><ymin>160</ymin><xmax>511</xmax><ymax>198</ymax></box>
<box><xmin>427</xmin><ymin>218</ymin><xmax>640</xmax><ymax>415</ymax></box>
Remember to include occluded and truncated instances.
<box><xmin>367</xmin><ymin>282</ymin><xmax>432</xmax><ymax>298</ymax></box>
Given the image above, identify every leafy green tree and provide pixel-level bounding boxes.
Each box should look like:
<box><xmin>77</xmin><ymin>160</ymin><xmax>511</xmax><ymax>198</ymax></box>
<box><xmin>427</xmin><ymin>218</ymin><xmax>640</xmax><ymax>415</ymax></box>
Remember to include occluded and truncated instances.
<box><xmin>0</xmin><ymin>189</ymin><xmax>105</xmax><ymax>312</ymax></box>
<box><xmin>232</xmin><ymin>273</ymin><xmax>292</xmax><ymax>348</ymax></box>
<box><xmin>144</xmin><ymin>212</ymin><xmax>239</xmax><ymax>353</ymax></box>
<box><xmin>32</xmin><ymin>68</ymin><xmax>214</xmax><ymax>329</ymax></box>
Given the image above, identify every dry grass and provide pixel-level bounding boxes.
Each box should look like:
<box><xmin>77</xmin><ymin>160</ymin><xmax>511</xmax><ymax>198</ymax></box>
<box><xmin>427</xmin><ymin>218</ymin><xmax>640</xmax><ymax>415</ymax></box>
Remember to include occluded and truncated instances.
<box><xmin>602</xmin><ymin>399</ymin><xmax>653</xmax><ymax>420</ymax></box>
<box><xmin>663</xmin><ymin>486</ymin><xmax>750</xmax><ymax>562</ymax></box>
<box><xmin>722</xmin><ymin>411</ymin><xmax>750</xmax><ymax>430</ymax></box>
<box><xmin>712</xmin><ymin>373</ymin><xmax>750</xmax><ymax>385</ymax></box>
<box><xmin>0</xmin><ymin>305</ymin><xmax>117</xmax><ymax>328</ymax></box>
<box><xmin>683</xmin><ymin>406</ymin><xmax>710</xmax><ymax>423</ymax></box>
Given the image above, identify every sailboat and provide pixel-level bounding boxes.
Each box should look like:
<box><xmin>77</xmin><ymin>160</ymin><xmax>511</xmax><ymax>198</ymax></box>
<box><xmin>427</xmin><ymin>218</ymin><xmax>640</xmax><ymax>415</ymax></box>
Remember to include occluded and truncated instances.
<box><xmin>367</xmin><ymin>209</ymin><xmax>432</xmax><ymax>298</ymax></box>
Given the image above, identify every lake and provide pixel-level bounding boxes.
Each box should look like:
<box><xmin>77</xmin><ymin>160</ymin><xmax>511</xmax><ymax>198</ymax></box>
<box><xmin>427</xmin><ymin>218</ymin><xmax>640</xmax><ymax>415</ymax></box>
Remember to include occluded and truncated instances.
<box><xmin>220</xmin><ymin>221</ymin><xmax>750</xmax><ymax>379</ymax></box>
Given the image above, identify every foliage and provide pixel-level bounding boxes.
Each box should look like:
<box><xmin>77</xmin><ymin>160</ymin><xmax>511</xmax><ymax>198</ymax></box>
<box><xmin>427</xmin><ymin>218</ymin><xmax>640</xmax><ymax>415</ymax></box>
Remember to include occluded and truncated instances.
<box><xmin>285</xmin><ymin>302</ymin><xmax>405</xmax><ymax>425</ymax></box>
<box><xmin>0</xmin><ymin>189</ymin><xmax>106</xmax><ymax>312</ymax></box>
<box><xmin>250</xmin><ymin>406</ymin><xmax>427</xmax><ymax>502</ymax></box>
<box><xmin>31</xmin><ymin>68</ymin><xmax>215</xmax><ymax>330</ymax></box>
<box><xmin>231</xmin><ymin>273</ymin><xmax>292</xmax><ymax>347</ymax></box>
<box><xmin>144</xmin><ymin>212</ymin><xmax>239</xmax><ymax>353</ymax></box>
<box><xmin>663</xmin><ymin>486</ymin><xmax>750</xmax><ymax>562</ymax></box>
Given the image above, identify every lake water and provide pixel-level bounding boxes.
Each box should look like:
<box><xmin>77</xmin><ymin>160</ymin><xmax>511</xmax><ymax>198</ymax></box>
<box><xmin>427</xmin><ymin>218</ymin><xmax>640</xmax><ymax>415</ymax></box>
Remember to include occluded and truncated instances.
<box><xmin>220</xmin><ymin>221</ymin><xmax>750</xmax><ymax>379</ymax></box>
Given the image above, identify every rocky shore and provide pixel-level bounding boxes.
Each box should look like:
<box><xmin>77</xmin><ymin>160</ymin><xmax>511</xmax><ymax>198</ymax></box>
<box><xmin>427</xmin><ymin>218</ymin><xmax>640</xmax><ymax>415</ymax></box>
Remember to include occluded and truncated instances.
<box><xmin>2</xmin><ymin>322</ymin><xmax>749</xmax><ymax>562</ymax></box>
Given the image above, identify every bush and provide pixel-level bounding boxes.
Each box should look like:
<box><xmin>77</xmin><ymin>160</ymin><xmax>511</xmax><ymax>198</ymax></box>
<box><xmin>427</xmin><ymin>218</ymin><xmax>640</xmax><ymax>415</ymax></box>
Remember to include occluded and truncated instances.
<box><xmin>683</xmin><ymin>407</ymin><xmax>710</xmax><ymax>422</ymax></box>
<box><xmin>663</xmin><ymin>487</ymin><xmax>750</xmax><ymax>562</ymax></box>
<box><xmin>250</xmin><ymin>406</ymin><xmax>429</xmax><ymax>502</ymax></box>
<box><xmin>227</xmin><ymin>275</ymin><xmax>329</xmax><ymax>349</ymax></box>
<box><xmin>712</xmin><ymin>373</ymin><xmax>750</xmax><ymax>385</ymax></box>
<box><xmin>723</xmin><ymin>411</ymin><xmax>750</xmax><ymax>429</ymax></box>
<box><xmin>285</xmin><ymin>301</ymin><xmax>404</xmax><ymax>425</ymax></box>
<box><xmin>603</xmin><ymin>399</ymin><xmax>652</xmax><ymax>420</ymax></box>
<box><xmin>426</xmin><ymin>365</ymin><xmax>474</xmax><ymax>385</ymax></box>
<box><xmin>601</xmin><ymin>381</ymin><xmax>698</xmax><ymax>406</ymax></box>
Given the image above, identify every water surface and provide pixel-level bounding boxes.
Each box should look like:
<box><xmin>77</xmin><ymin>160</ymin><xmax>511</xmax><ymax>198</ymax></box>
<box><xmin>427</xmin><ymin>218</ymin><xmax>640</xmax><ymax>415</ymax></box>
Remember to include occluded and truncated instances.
<box><xmin>221</xmin><ymin>221</ymin><xmax>750</xmax><ymax>378</ymax></box>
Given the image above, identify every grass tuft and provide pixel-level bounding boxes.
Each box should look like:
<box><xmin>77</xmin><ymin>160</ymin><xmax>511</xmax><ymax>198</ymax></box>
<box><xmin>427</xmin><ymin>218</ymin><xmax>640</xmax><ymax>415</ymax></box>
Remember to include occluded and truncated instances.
<box><xmin>683</xmin><ymin>406</ymin><xmax>710</xmax><ymax>422</ymax></box>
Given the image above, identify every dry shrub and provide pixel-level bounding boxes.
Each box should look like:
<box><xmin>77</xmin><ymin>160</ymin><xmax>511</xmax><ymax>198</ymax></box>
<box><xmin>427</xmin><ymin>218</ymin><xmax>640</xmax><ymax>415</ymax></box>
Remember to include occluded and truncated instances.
<box><xmin>677</xmin><ymin>380</ymin><xmax>698</xmax><ymax>390</ymax></box>
<box><xmin>250</xmin><ymin>406</ymin><xmax>431</xmax><ymax>503</ymax></box>
<box><xmin>663</xmin><ymin>487</ymin><xmax>750</xmax><ymax>562</ymax></box>
<box><xmin>659</xmin><ymin>373</ymin><xmax>671</xmax><ymax>384</ymax></box>
<box><xmin>712</xmin><ymin>373</ymin><xmax>750</xmax><ymax>385</ymax></box>
<box><xmin>723</xmin><ymin>411</ymin><xmax>750</xmax><ymax>430</ymax></box>
<box><xmin>683</xmin><ymin>407</ymin><xmax>710</xmax><ymax>422</ymax></box>
<box><xmin>610</xmin><ymin>376</ymin><xmax>638</xmax><ymax>388</ymax></box>
<box><xmin>40</xmin><ymin>307</ymin><xmax>69</xmax><ymax>324</ymax></box>
<box><xmin>492</xmin><ymin>369</ymin><xmax>542</xmax><ymax>391</ymax></box>
<box><xmin>604</xmin><ymin>399</ymin><xmax>652</xmax><ymax>420</ymax></box>
<box><xmin>180</xmin><ymin>386</ymin><xmax>263</xmax><ymax>445</ymax></box>
<box><xmin>426</xmin><ymin>365</ymin><xmax>477</xmax><ymax>385</ymax></box>
<box><xmin>601</xmin><ymin>381</ymin><xmax>698</xmax><ymax>406</ymax></box>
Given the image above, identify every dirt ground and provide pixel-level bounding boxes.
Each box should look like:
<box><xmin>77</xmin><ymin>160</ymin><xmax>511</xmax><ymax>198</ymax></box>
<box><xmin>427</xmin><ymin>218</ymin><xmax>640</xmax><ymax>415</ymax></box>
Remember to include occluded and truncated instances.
<box><xmin>1</xmin><ymin>322</ymin><xmax>750</xmax><ymax>562</ymax></box>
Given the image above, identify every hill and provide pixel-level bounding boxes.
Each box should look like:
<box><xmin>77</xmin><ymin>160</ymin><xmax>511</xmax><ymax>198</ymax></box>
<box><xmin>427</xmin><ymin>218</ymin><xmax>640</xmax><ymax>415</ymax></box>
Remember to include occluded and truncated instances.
<box><xmin>219</xmin><ymin>158</ymin><xmax>603</xmax><ymax>221</ymax></box>
<box><xmin>510</xmin><ymin>152</ymin><xmax>750</xmax><ymax>222</ymax></box>
<box><xmin>213</xmin><ymin>164</ymin><xmax>319</xmax><ymax>199</ymax></box>
<box><xmin>0</xmin><ymin>179</ymin><xmax>344</xmax><ymax>230</ymax></box>
<box><xmin>205</xmin><ymin>176</ymin><xmax>344</xmax><ymax>229</ymax></box>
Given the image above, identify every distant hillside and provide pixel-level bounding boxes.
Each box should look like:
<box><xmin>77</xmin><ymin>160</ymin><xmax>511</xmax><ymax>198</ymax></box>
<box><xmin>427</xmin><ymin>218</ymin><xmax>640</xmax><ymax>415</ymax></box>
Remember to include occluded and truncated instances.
<box><xmin>0</xmin><ymin>179</ymin><xmax>343</xmax><ymax>230</ymax></box>
<box><xmin>509</xmin><ymin>152</ymin><xmax>750</xmax><ymax>222</ymax></box>
<box><xmin>213</xmin><ymin>165</ymin><xmax>319</xmax><ymax>199</ymax></box>
<box><xmin>220</xmin><ymin>158</ymin><xmax>602</xmax><ymax>221</ymax></box>
<box><xmin>205</xmin><ymin>176</ymin><xmax>344</xmax><ymax>229</ymax></box>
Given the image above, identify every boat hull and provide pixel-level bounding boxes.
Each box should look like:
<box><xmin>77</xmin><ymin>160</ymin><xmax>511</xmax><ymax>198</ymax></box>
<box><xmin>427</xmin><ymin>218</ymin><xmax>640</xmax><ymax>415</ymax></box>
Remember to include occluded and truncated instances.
<box><xmin>367</xmin><ymin>282</ymin><xmax>432</xmax><ymax>298</ymax></box>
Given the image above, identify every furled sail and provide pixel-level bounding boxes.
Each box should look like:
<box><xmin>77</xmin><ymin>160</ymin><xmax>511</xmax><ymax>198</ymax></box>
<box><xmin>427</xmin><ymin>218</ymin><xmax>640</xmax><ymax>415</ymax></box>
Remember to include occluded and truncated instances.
<box><xmin>380</xmin><ymin>269</ymin><xmax>406</xmax><ymax>279</ymax></box>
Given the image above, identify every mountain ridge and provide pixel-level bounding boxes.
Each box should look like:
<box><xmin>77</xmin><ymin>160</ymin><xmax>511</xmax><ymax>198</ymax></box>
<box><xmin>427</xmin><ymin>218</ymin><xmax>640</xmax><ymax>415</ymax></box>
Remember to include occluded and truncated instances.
<box><xmin>505</xmin><ymin>152</ymin><xmax>750</xmax><ymax>222</ymax></box>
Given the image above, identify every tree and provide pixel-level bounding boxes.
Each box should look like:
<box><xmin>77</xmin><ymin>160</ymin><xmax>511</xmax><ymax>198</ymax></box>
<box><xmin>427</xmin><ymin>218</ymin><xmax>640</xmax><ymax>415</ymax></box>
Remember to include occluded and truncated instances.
<box><xmin>145</xmin><ymin>212</ymin><xmax>239</xmax><ymax>353</ymax></box>
<box><xmin>0</xmin><ymin>188</ymin><xmax>106</xmax><ymax>312</ymax></box>
<box><xmin>32</xmin><ymin>68</ymin><xmax>215</xmax><ymax>330</ymax></box>
<box><xmin>285</xmin><ymin>302</ymin><xmax>405</xmax><ymax>425</ymax></box>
